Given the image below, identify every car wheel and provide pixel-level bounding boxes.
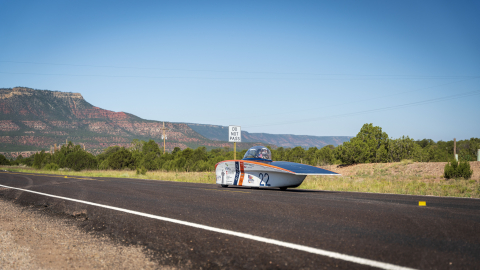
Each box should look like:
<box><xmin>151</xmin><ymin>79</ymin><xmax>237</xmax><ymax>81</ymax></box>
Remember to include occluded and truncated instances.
<box><xmin>221</xmin><ymin>185</ymin><xmax>228</xmax><ymax>188</ymax></box>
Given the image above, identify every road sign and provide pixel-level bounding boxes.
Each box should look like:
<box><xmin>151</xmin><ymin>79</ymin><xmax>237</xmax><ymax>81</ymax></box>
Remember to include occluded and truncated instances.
<box><xmin>229</xmin><ymin>126</ymin><xmax>241</xmax><ymax>142</ymax></box>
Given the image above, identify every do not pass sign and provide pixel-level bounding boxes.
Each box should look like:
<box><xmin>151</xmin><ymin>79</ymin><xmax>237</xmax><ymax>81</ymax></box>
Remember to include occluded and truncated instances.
<box><xmin>228</xmin><ymin>126</ymin><xmax>241</xmax><ymax>142</ymax></box>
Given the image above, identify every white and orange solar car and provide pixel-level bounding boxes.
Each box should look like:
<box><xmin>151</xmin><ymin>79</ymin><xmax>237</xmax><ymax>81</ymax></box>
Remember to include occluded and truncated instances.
<box><xmin>215</xmin><ymin>146</ymin><xmax>340</xmax><ymax>190</ymax></box>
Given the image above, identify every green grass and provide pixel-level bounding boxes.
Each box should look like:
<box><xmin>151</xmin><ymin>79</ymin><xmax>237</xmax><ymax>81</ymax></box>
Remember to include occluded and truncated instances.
<box><xmin>2</xmin><ymin>165</ymin><xmax>479</xmax><ymax>198</ymax></box>
<box><xmin>2</xmin><ymin>166</ymin><xmax>215</xmax><ymax>184</ymax></box>
<box><xmin>300</xmin><ymin>174</ymin><xmax>480</xmax><ymax>198</ymax></box>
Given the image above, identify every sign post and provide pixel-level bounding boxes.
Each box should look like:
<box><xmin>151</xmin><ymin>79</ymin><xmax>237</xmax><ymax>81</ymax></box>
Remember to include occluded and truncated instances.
<box><xmin>228</xmin><ymin>125</ymin><xmax>241</xmax><ymax>160</ymax></box>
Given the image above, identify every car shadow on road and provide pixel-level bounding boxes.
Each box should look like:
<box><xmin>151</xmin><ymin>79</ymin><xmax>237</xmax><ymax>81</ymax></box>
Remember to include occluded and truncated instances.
<box><xmin>224</xmin><ymin>186</ymin><xmax>340</xmax><ymax>193</ymax></box>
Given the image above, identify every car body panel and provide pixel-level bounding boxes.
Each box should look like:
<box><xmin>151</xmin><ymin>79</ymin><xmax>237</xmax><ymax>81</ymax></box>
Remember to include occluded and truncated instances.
<box><xmin>215</xmin><ymin>160</ymin><xmax>340</xmax><ymax>188</ymax></box>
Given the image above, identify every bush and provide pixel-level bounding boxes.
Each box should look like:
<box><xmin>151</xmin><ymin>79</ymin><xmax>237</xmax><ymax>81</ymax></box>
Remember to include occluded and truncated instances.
<box><xmin>444</xmin><ymin>161</ymin><xmax>456</xmax><ymax>179</ymax></box>
<box><xmin>337</xmin><ymin>123</ymin><xmax>389</xmax><ymax>164</ymax></box>
<box><xmin>0</xmin><ymin>154</ymin><xmax>10</xmax><ymax>165</ymax></box>
<box><xmin>33</xmin><ymin>150</ymin><xmax>49</xmax><ymax>169</ymax></box>
<box><xmin>444</xmin><ymin>160</ymin><xmax>473</xmax><ymax>179</ymax></box>
<box><xmin>99</xmin><ymin>160</ymin><xmax>109</xmax><ymax>170</ymax></box>
<box><xmin>136</xmin><ymin>166</ymin><xmax>147</xmax><ymax>175</ymax></box>
<box><xmin>43</xmin><ymin>163</ymin><xmax>59</xmax><ymax>171</ymax></box>
<box><xmin>458</xmin><ymin>161</ymin><xmax>473</xmax><ymax>179</ymax></box>
<box><xmin>107</xmin><ymin>148</ymin><xmax>135</xmax><ymax>170</ymax></box>
<box><xmin>65</xmin><ymin>151</ymin><xmax>98</xmax><ymax>171</ymax></box>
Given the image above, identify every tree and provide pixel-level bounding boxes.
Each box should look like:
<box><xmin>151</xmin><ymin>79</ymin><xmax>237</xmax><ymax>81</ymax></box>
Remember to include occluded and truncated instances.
<box><xmin>273</xmin><ymin>147</ymin><xmax>285</xmax><ymax>161</ymax></box>
<box><xmin>172</xmin><ymin>147</ymin><xmax>181</xmax><ymax>156</ymax></box>
<box><xmin>65</xmin><ymin>151</ymin><xmax>98</xmax><ymax>171</ymax></box>
<box><xmin>375</xmin><ymin>144</ymin><xmax>389</xmax><ymax>163</ymax></box>
<box><xmin>458</xmin><ymin>138</ymin><xmax>480</xmax><ymax>161</ymax></box>
<box><xmin>142</xmin><ymin>140</ymin><xmax>161</xmax><ymax>155</ymax></box>
<box><xmin>286</xmin><ymin>147</ymin><xmax>306</xmax><ymax>163</ymax></box>
<box><xmin>97</xmin><ymin>146</ymin><xmax>123</xmax><ymax>164</ymax></box>
<box><xmin>0</xmin><ymin>154</ymin><xmax>10</xmax><ymax>165</ymax></box>
<box><xmin>305</xmin><ymin>147</ymin><xmax>318</xmax><ymax>165</ymax></box>
<box><xmin>129</xmin><ymin>140</ymin><xmax>162</xmax><ymax>170</ymax></box>
<box><xmin>337</xmin><ymin>123</ymin><xmax>388</xmax><ymax>164</ymax></box>
<box><xmin>107</xmin><ymin>148</ymin><xmax>135</xmax><ymax>170</ymax></box>
<box><xmin>388</xmin><ymin>136</ymin><xmax>416</xmax><ymax>162</ymax></box>
<box><xmin>415</xmin><ymin>139</ymin><xmax>435</xmax><ymax>148</ymax></box>
<box><xmin>316</xmin><ymin>146</ymin><xmax>335</xmax><ymax>165</ymax></box>
<box><xmin>33</xmin><ymin>150</ymin><xmax>49</xmax><ymax>169</ymax></box>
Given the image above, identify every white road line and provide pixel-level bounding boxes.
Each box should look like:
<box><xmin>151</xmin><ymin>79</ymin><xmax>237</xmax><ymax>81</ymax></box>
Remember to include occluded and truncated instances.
<box><xmin>0</xmin><ymin>184</ymin><xmax>415</xmax><ymax>270</ymax></box>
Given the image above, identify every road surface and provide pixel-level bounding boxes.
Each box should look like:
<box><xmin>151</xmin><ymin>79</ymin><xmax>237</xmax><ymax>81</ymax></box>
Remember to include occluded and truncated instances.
<box><xmin>1</xmin><ymin>171</ymin><xmax>479</xmax><ymax>269</ymax></box>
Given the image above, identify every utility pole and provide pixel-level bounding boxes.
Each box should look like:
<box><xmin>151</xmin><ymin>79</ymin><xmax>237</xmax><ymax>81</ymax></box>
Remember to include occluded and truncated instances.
<box><xmin>454</xmin><ymin>138</ymin><xmax>457</xmax><ymax>161</ymax></box>
<box><xmin>160</xmin><ymin>122</ymin><xmax>170</xmax><ymax>154</ymax></box>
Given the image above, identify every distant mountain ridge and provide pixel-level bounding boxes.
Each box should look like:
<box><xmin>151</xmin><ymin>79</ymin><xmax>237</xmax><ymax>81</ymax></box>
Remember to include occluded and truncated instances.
<box><xmin>0</xmin><ymin>87</ymin><xmax>256</xmax><ymax>157</ymax></box>
<box><xmin>187</xmin><ymin>124</ymin><xmax>351</xmax><ymax>148</ymax></box>
<box><xmin>0</xmin><ymin>87</ymin><xmax>352</xmax><ymax>158</ymax></box>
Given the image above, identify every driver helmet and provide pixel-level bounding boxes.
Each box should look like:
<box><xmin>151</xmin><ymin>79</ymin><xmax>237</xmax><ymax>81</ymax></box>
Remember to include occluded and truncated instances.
<box><xmin>242</xmin><ymin>146</ymin><xmax>272</xmax><ymax>162</ymax></box>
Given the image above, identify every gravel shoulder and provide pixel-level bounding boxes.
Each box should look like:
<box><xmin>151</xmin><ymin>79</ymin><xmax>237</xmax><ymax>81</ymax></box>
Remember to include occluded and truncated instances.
<box><xmin>0</xmin><ymin>198</ymin><xmax>164</xmax><ymax>270</ymax></box>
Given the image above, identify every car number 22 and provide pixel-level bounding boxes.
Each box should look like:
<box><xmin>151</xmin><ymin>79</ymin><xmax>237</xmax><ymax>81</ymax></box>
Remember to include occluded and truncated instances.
<box><xmin>259</xmin><ymin>173</ymin><xmax>270</xmax><ymax>186</ymax></box>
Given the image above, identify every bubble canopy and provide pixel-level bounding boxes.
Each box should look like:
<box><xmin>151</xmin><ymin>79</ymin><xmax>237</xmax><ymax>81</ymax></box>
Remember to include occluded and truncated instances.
<box><xmin>242</xmin><ymin>146</ymin><xmax>272</xmax><ymax>162</ymax></box>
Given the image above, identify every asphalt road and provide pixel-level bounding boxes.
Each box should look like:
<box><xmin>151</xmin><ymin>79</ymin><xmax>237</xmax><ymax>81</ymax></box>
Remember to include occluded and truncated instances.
<box><xmin>1</xmin><ymin>171</ymin><xmax>479</xmax><ymax>269</ymax></box>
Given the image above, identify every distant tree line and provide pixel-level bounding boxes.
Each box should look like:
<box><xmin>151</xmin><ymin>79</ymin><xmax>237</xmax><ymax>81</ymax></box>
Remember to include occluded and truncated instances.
<box><xmin>1</xmin><ymin>123</ymin><xmax>479</xmax><ymax>172</ymax></box>
<box><xmin>335</xmin><ymin>123</ymin><xmax>479</xmax><ymax>165</ymax></box>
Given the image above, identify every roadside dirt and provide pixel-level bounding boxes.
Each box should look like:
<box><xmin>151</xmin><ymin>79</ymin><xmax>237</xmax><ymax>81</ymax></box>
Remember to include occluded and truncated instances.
<box><xmin>0</xmin><ymin>198</ymin><xmax>164</xmax><ymax>270</ymax></box>
<box><xmin>322</xmin><ymin>161</ymin><xmax>480</xmax><ymax>179</ymax></box>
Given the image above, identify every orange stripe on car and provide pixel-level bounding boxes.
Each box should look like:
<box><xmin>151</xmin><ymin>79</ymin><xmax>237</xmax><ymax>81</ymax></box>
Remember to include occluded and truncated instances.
<box><xmin>238</xmin><ymin>161</ymin><xmax>245</xmax><ymax>186</ymax></box>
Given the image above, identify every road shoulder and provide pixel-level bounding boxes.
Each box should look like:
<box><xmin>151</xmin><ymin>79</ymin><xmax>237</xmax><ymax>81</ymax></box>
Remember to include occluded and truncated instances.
<box><xmin>0</xmin><ymin>198</ymin><xmax>163</xmax><ymax>270</ymax></box>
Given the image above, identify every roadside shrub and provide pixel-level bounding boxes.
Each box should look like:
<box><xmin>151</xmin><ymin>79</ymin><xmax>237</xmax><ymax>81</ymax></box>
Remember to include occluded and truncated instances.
<box><xmin>99</xmin><ymin>160</ymin><xmax>109</xmax><ymax>170</ymax></box>
<box><xmin>444</xmin><ymin>161</ymin><xmax>456</xmax><ymax>179</ymax></box>
<box><xmin>107</xmin><ymin>148</ymin><xmax>135</xmax><ymax>170</ymax></box>
<box><xmin>458</xmin><ymin>161</ymin><xmax>473</xmax><ymax>179</ymax></box>
<box><xmin>337</xmin><ymin>123</ymin><xmax>389</xmax><ymax>164</ymax></box>
<box><xmin>444</xmin><ymin>160</ymin><xmax>473</xmax><ymax>179</ymax></box>
<box><xmin>316</xmin><ymin>145</ymin><xmax>336</xmax><ymax>165</ymax></box>
<box><xmin>33</xmin><ymin>150</ymin><xmax>49</xmax><ymax>169</ymax></box>
<box><xmin>65</xmin><ymin>151</ymin><xmax>98</xmax><ymax>171</ymax></box>
<box><xmin>43</xmin><ymin>163</ymin><xmax>59</xmax><ymax>171</ymax></box>
<box><xmin>136</xmin><ymin>166</ymin><xmax>147</xmax><ymax>175</ymax></box>
<box><xmin>0</xmin><ymin>154</ymin><xmax>10</xmax><ymax>165</ymax></box>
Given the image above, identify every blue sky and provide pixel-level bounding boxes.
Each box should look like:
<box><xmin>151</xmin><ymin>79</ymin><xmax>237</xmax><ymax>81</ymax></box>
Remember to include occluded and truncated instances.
<box><xmin>1</xmin><ymin>0</ymin><xmax>479</xmax><ymax>141</ymax></box>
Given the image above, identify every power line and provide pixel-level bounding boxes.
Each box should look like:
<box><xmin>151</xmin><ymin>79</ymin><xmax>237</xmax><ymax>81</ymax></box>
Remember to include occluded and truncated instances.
<box><xmin>243</xmin><ymin>89</ymin><xmax>480</xmax><ymax>128</ymax></box>
<box><xmin>2</xmin><ymin>60</ymin><xmax>478</xmax><ymax>131</ymax></box>
<box><xmin>217</xmin><ymin>76</ymin><xmax>480</xmax><ymax>121</ymax></box>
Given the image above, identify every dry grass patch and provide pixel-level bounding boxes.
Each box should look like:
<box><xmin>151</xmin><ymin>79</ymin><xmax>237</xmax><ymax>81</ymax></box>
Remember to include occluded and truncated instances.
<box><xmin>2</xmin><ymin>166</ymin><xmax>215</xmax><ymax>184</ymax></box>
<box><xmin>302</xmin><ymin>161</ymin><xmax>480</xmax><ymax>198</ymax></box>
<box><xmin>3</xmin><ymin>162</ymin><xmax>480</xmax><ymax>198</ymax></box>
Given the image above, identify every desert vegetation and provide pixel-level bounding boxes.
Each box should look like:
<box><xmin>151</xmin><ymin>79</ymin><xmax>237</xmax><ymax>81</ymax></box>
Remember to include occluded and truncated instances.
<box><xmin>301</xmin><ymin>161</ymin><xmax>479</xmax><ymax>198</ymax></box>
<box><xmin>4</xmin><ymin>123</ymin><xmax>480</xmax><ymax>172</ymax></box>
<box><xmin>2</xmin><ymin>123</ymin><xmax>479</xmax><ymax>197</ymax></box>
